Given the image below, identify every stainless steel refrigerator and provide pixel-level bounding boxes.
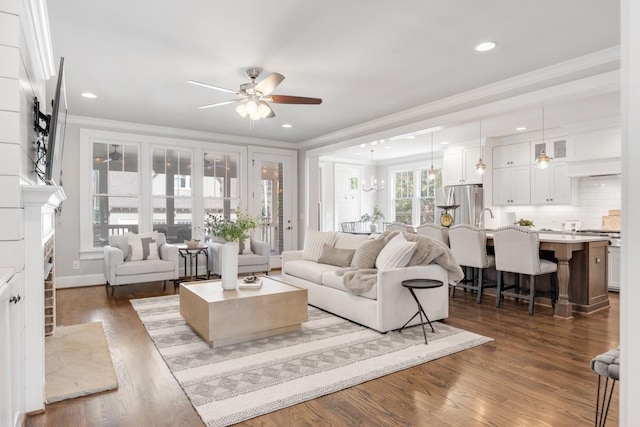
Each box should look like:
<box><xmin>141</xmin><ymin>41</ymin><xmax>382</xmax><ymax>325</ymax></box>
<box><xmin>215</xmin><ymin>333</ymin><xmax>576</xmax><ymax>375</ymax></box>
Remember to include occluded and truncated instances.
<box><xmin>436</xmin><ymin>184</ymin><xmax>483</xmax><ymax>226</ymax></box>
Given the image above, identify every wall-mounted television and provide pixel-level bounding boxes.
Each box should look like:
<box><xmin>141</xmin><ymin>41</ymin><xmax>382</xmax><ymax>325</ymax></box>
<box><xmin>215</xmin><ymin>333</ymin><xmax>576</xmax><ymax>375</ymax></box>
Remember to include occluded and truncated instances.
<box><xmin>38</xmin><ymin>57</ymin><xmax>68</xmax><ymax>186</ymax></box>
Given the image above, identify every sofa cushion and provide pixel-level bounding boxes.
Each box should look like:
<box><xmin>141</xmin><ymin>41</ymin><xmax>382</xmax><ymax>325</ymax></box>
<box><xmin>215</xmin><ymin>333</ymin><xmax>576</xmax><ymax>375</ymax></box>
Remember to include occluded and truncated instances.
<box><xmin>302</xmin><ymin>228</ymin><xmax>337</xmax><ymax>261</ymax></box>
<box><xmin>321</xmin><ymin>271</ymin><xmax>378</xmax><ymax>300</ymax></box>
<box><xmin>376</xmin><ymin>233</ymin><xmax>417</xmax><ymax>270</ymax></box>
<box><xmin>237</xmin><ymin>253</ymin><xmax>269</xmax><ymax>267</ymax></box>
<box><xmin>115</xmin><ymin>259</ymin><xmax>174</xmax><ymax>276</ymax></box>
<box><xmin>127</xmin><ymin>231</ymin><xmax>160</xmax><ymax>261</ymax></box>
<box><xmin>334</xmin><ymin>233</ymin><xmax>370</xmax><ymax>250</ymax></box>
<box><xmin>317</xmin><ymin>244</ymin><xmax>355</xmax><ymax>267</ymax></box>
<box><xmin>285</xmin><ymin>259</ymin><xmax>340</xmax><ymax>283</ymax></box>
<box><xmin>351</xmin><ymin>237</ymin><xmax>387</xmax><ymax>269</ymax></box>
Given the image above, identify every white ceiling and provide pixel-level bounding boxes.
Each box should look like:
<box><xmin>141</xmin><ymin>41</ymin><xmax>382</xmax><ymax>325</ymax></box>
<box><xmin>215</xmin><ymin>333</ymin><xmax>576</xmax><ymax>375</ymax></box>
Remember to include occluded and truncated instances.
<box><xmin>47</xmin><ymin>0</ymin><xmax>620</xmax><ymax>147</ymax></box>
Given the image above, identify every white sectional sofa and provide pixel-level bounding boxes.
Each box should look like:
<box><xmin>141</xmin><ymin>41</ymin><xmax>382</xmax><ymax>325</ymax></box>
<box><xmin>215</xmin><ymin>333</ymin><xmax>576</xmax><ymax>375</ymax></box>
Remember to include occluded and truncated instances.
<box><xmin>282</xmin><ymin>231</ymin><xmax>454</xmax><ymax>333</ymax></box>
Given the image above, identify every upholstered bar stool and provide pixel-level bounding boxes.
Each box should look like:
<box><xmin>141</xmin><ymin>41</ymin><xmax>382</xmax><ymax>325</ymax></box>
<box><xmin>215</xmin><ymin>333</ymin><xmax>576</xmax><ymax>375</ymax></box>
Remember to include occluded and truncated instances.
<box><xmin>493</xmin><ymin>226</ymin><xmax>558</xmax><ymax>315</ymax></box>
<box><xmin>448</xmin><ymin>224</ymin><xmax>495</xmax><ymax>303</ymax></box>
<box><xmin>590</xmin><ymin>347</ymin><xmax>620</xmax><ymax>426</ymax></box>
<box><xmin>415</xmin><ymin>223</ymin><xmax>449</xmax><ymax>246</ymax></box>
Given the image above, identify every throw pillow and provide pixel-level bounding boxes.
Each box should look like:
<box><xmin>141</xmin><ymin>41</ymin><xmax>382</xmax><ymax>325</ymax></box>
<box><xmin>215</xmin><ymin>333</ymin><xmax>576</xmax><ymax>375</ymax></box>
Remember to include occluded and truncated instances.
<box><xmin>127</xmin><ymin>231</ymin><xmax>159</xmax><ymax>261</ymax></box>
<box><xmin>351</xmin><ymin>237</ymin><xmax>388</xmax><ymax>269</ymax></box>
<box><xmin>317</xmin><ymin>244</ymin><xmax>356</xmax><ymax>267</ymax></box>
<box><xmin>242</xmin><ymin>237</ymin><xmax>253</xmax><ymax>255</ymax></box>
<box><xmin>375</xmin><ymin>233</ymin><xmax>417</xmax><ymax>270</ymax></box>
<box><xmin>302</xmin><ymin>228</ymin><xmax>337</xmax><ymax>261</ymax></box>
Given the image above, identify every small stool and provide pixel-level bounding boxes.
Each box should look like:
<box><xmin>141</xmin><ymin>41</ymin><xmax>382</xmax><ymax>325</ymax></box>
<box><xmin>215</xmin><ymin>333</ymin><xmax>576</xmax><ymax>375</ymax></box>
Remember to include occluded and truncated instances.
<box><xmin>398</xmin><ymin>279</ymin><xmax>444</xmax><ymax>344</ymax></box>
<box><xmin>590</xmin><ymin>347</ymin><xmax>619</xmax><ymax>427</ymax></box>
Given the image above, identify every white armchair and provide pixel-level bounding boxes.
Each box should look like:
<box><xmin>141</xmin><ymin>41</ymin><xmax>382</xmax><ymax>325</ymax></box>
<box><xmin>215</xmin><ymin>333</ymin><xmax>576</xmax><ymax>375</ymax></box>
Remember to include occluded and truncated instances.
<box><xmin>207</xmin><ymin>239</ymin><xmax>271</xmax><ymax>277</ymax></box>
<box><xmin>103</xmin><ymin>232</ymin><xmax>179</xmax><ymax>295</ymax></box>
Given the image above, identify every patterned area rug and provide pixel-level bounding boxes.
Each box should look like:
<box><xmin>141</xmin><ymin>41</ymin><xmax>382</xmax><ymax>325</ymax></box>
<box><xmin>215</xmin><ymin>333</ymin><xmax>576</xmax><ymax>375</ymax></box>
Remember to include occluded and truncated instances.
<box><xmin>131</xmin><ymin>295</ymin><xmax>492</xmax><ymax>427</ymax></box>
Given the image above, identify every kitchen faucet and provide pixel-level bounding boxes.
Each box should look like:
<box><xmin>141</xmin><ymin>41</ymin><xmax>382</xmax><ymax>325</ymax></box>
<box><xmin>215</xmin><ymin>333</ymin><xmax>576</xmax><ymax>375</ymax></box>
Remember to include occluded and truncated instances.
<box><xmin>477</xmin><ymin>208</ymin><xmax>494</xmax><ymax>229</ymax></box>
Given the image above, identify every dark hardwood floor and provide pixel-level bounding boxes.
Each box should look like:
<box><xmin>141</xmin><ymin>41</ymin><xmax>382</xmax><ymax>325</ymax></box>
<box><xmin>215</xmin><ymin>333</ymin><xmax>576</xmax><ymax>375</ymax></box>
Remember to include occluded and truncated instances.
<box><xmin>27</xmin><ymin>281</ymin><xmax>619</xmax><ymax>427</ymax></box>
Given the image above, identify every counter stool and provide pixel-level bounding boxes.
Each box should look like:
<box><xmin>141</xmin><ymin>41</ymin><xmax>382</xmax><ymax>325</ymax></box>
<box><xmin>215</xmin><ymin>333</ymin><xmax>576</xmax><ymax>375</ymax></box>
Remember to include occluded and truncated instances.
<box><xmin>590</xmin><ymin>347</ymin><xmax>619</xmax><ymax>427</ymax></box>
<box><xmin>398</xmin><ymin>279</ymin><xmax>444</xmax><ymax>344</ymax></box>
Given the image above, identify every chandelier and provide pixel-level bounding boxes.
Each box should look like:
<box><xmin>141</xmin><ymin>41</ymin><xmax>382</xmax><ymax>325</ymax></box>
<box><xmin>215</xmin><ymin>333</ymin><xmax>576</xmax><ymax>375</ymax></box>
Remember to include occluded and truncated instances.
<box><xmin>363</xmin><ymin>150</ymin><xmax>384</xmax><ymax>192</ymax></box>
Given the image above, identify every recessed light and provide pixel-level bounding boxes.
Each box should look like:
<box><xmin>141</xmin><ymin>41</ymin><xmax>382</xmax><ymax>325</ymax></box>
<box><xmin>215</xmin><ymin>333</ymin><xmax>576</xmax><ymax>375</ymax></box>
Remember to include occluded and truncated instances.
<box><xmin>355</xmin><ymin>152</ymin><xmax>361</xmax><ymax>156</ymax></box>
<box><xmin>440</xmin><ymin>141</ymin><xmax>450</xmax><ymax>145</ymax></box>
<box><xmin>371</xmin><ymin>141</ymin><xmax>378</xmax><ymax>146</ymax></box>
<box><xmin>475</xmin><ymin>41</ymin><xmax>497</xmax><ymax>52</ymax></box>
<box><xmin>360</xmin><ymin>143</ymin><xmax>366</xmax><ymax>148</ymax></box>
<box><xmin>516</xmin><ymin>127</ymin><xmax>527</xmax><ymax>131</ymax></box>
<box><xmin>406</xmin><ymin>135</ymin><xmax>416</xmax><ymax>139</ymax></box>
<box><xmin>281</xmin><ymin>124</ymin><xmax>292</xmax><ymax>128</ymax></box>
<box><xmin>81</xmin><ymin>92</ymin><xmax>97</xmax><ymax>99</ymax></box>
<box><xmin>385</xmin><ymin>146</ymin><xmax>392</xmax><ymax>150</ymax></box>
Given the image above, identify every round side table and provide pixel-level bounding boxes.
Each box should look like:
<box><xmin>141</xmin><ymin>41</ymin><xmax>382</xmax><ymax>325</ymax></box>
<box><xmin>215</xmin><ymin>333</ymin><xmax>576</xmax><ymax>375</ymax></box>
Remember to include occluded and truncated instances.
<box><xmin>398</xmin><ymin>279</ymin><xmax>444</xmax><ymax>344</ymax></box>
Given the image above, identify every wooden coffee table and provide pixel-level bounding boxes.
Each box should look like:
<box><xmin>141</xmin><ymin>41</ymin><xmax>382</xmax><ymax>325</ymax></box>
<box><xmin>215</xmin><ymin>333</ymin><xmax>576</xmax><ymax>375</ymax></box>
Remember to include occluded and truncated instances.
<box><xmin>179</xmin><ymin>277</ymin><xmax>308</xmax><ymax>347</ymax></box>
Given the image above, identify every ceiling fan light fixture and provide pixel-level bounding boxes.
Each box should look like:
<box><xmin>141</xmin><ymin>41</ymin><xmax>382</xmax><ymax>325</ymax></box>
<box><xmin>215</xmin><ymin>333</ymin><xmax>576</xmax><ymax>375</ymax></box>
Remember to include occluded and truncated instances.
<box><xmin>257</xmin><ymin>102</ymin><xmax>271</xmax><ymax>118</ymax></box>
<box><xmin>245</xmin><ymin>100</ymin><xmax>258</xmax><ymax>115</ymax></box>
<box><xmin>235</xmin><ymin>103</ymin><xmax>248</xmax><ymax>118</ymax></box>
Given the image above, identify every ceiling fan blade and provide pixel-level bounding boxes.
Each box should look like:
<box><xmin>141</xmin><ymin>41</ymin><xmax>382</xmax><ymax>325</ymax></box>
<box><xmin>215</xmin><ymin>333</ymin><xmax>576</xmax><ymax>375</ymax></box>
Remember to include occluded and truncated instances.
<box><xmin>186</xmin><ymin>80</ymin><xmax>237</xmax><ymax>95</ymax></box>
<box><xmin>198</xmin><ymin>100</ymin><xmax>238</xmax><ymax>109</ymax></box>
<box><xmin>268</xmin><ymin>95</ymin><xmax>322</xmax><ymax>105</ymax></box>
<box><xmin>260</xmin><ymin>102</ymin><xmax>276</xmax><ymax>118</ymax></box>
<box><xmin>254</xmin><ymin>73</ymin><xmax>285</xmax><ymax>96</ymax></box>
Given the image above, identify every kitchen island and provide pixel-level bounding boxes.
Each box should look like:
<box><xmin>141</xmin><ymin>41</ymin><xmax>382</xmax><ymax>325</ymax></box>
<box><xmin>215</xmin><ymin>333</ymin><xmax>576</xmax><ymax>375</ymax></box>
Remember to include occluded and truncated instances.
<box><xmin>486</xmin><ymin>232</ymin><xmax>610</xmax><ymax>319</ymax></box>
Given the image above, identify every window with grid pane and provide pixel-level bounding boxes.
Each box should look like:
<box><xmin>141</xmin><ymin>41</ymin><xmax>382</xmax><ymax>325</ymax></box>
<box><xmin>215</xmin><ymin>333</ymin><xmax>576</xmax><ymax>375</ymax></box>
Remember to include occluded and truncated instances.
<box><xmin>152</xmin><ymin>148</ymin><xmax>193</xmax><ymax>243</ymax></box>
<box><xmin>203</xmin><ymin>152</ymin><xmax>241</xmax><ymax>225</ymax></box>
<box><xmin>91</xmin><ymin>143</ymin><xmax>139</xmax><ymax>247</ymax></box>
<box><xmin>391</xmin><ymin>168</ymin><xmax>441</xmax><ymax>226</ymax></box>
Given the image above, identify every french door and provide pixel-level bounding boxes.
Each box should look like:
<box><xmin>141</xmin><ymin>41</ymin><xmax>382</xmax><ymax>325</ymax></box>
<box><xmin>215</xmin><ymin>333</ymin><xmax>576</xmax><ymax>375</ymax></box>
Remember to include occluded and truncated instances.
<box><xmin>249</xmin><ymin>149</ymin><xmax>296</xmax><ymax>268</ymax></box>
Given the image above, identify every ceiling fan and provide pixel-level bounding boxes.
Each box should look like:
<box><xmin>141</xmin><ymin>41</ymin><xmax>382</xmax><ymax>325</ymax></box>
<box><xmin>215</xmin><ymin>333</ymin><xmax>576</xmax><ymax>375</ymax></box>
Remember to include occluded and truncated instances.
<box><xmin>187</xmin><ymin>68</ymin><xmax>322</xmax><ymax>120</ymax></box>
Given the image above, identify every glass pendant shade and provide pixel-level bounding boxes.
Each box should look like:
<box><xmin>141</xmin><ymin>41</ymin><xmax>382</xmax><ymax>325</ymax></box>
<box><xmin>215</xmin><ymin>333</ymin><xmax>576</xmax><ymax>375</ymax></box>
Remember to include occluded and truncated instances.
<box><xmin>475</xmin><ymin>159</ymin><xmax>486</xmax><ymax>175</ymax></box>
<box><xmin>536</xmin><ymin>151</ymin><xmax>551</xmax><ymax>169</ymax></box>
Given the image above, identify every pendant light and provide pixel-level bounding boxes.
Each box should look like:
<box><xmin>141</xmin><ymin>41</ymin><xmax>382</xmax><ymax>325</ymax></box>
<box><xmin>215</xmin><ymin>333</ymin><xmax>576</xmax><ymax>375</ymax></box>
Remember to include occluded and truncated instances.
<box><xmin>362</xmin><ymin>150</ymin><xmax>384</xmax><ymax>192</ymax></box>
<box><xmin>475</xmin><ymin>120</ymin><xmax>486</xmax><ymax>175</ymax></box>
<box><xmin>536</xmin><ymin>105</ymin><xmax>552</xmax><ymax>169</ymax></box>
<box><xmin>427</xmin><ymin>132</ymin><xmax>437</xmax><ymax>180</ymax></box>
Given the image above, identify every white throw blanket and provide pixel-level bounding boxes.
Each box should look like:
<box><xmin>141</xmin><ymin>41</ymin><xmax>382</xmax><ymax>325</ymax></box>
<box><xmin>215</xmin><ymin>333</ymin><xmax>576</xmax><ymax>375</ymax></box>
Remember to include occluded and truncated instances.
<box><xmin>338</xmin><ymin>231</ymin><xmax>464</xmax><ymax>295</ymax></box>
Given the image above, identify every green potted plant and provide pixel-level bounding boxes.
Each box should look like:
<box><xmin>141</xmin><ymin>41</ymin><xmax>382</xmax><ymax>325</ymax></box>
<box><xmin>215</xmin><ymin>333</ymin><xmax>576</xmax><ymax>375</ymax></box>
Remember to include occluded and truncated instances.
<box><xmin>516</xmin><ymin>218</ymin><xmax>535</xmax><ymax>228</ymax></box>
<box><xmin>203</xmin><ymin>208</ymin><xmax>259</xmax><ymax>290</ymax></box>
<box><xmin>360</xmin><ymin>206</ymin><xmax>385</xmax><ymax>233</ymax></box>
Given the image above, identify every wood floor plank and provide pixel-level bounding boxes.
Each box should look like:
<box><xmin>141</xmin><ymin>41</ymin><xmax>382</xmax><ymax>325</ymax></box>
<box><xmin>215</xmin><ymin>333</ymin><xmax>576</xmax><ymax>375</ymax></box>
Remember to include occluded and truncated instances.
<box><xmin>26</xmin><ymin>281</ymin><xmax>619</xmax><ymax>426</ymax></box>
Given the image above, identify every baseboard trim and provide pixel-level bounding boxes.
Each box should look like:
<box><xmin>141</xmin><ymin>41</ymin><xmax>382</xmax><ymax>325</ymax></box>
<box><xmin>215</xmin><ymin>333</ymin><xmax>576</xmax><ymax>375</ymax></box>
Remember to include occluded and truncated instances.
<box><xmin>56</xmin><ymin>274</ymin><xmax>105</xmax><ymax>288</ymax></box>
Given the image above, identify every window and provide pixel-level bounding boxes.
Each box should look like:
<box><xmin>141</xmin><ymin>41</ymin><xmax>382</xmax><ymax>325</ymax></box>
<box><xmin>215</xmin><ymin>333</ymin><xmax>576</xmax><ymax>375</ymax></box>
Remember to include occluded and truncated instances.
<box><xmin>203</xmin><ymin>152</ymin><xmax>240</xmax><ymax>222</ymax></box>
<box><xmin>91</xmin><ymin>142</ymin><xmax>139</xmax><ymax>247</ymax></box>
<box><xmin>152</xmin><ymin>148</ymin><xmax>193</xmax><ymax>243</ymax></box>
<box><xmin>391</xmin><ymin>168</ymin><xmax>441</xmax><ymax>226</ymax></box>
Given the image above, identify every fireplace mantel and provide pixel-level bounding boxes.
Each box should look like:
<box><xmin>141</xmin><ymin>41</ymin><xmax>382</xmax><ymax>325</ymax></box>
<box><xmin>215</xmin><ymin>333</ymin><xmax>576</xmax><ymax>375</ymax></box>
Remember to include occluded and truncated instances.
<box><xmin>21</xmin><ymin>184</ymin><xmax>66</xmax><ymax>413</ymax></box>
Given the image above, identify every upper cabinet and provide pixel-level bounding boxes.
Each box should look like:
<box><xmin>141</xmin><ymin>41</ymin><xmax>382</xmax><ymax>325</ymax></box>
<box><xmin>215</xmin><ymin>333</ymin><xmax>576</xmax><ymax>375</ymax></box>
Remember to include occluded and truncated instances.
<box><xmin>572</xmin><ymin>128</ymin><xmax>621</xmax><ymax>160</ymax></box>
<box><xmin>492</xmin><ymin>142</ymin><xmax>530</xmax><ymax>168</ymax></box>
<box><xmin>442</xmin><ymin>146</ymin><xmax>482</xmax><ymax>186</ymax></box>
<box><xmin>531</xmin><ymin>137</ymin><xmax>572</xmax><ymax>162</ymax></box>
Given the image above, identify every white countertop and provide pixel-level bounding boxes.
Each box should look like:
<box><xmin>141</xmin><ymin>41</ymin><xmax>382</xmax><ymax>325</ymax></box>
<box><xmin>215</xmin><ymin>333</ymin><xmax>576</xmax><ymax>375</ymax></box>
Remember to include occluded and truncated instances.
<box><xmin>485</xmin><ymin>232</ymin><xmax>610</xmax><ymax>243</ymax></box>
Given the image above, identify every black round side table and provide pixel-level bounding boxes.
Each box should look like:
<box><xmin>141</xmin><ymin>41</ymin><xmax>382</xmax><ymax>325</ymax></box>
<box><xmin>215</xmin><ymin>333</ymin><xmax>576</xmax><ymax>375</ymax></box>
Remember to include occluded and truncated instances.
<box><xmin>398</xmin><ymin>279</ymin><xmax>444</xmax><ymax>344</ymax></box>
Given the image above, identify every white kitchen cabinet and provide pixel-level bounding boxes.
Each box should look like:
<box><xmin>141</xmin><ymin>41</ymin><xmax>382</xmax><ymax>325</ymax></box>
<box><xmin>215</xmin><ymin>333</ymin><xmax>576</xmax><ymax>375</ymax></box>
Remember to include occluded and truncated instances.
<box><xmin>531</xmin><ymin>137</ymin><xmax>572</xmax><ymax>162</ymax></box>
<box><xmin>531</xmin><ymin>163</ymin><xmax>572</xmax><ymax>204</ymax></box>
<box><xmin>442</xmin><ymin>146</ymin><xmax>482</xmax><ymax>186</ymax></box>
<box><xmin>492</xmin><ymin>142</ymin><xmax>530</xmax><ymax>168</ymax></box>
<box><xmin>493</xmin><ymin>165</ymin><xmax>531</xmax><ymax>205</ymax></box>
<box><xmin>0</xmin><ymin>269</ymin><xmax>23</xmax><ymax>427</ymax></box>
<box><xmin>573</xmin><ymin>128</ymin><xmax>621</xmax><ymax>160</ymax></box>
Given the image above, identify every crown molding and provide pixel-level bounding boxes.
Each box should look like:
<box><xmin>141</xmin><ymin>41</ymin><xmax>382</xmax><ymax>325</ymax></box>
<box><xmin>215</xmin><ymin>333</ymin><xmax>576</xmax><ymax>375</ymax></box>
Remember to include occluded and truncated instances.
<box><xmin>66</xmin><ymin>114</ymin><xmax>297</xmax><ymax>150</ymax></box>
<box><xmin>20</xmin><ymin>0</ymin><xmax>55</xmax><ymax>80</ymax></box>
<box><xmin>300</xmin><ymin>47</ymin><xmax>620</xmax><ymax>150</ymax></box>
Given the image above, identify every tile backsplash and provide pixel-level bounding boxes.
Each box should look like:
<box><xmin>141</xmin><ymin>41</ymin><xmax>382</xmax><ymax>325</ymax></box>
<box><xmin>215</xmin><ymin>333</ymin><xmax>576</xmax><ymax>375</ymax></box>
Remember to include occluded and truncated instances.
<box><xmin>496</xmin><ymin>175</ymin><xmax>621</xmax><ymax>230</ymax></box>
